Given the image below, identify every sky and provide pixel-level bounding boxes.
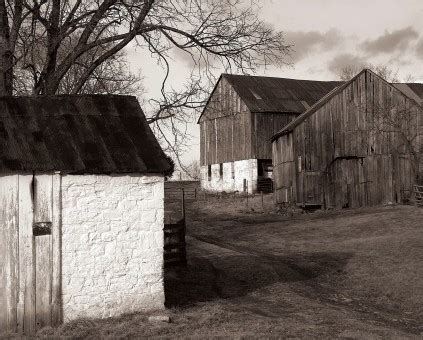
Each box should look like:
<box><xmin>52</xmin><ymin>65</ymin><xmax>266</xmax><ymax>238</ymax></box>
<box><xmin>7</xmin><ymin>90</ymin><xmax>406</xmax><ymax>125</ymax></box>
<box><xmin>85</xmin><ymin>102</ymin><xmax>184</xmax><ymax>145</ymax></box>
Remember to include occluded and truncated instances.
<box><xmin>126</xmin><ymin>0</ymin><xmax>423</xmax><ymax>166</ymax></box>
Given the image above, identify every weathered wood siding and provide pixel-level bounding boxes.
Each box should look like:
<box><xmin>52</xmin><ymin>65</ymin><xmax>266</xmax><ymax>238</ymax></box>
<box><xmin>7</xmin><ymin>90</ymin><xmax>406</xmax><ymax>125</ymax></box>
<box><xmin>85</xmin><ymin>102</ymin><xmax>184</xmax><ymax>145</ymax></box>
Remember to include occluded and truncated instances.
<box><xmin>273</xmin><ymin>133</ymin><xmax>297</xmax><ymax>204</ymax></box>
<box><xmin>252</xmin><ymin>112</ymin><xmax>298</xmax><ymax>160</ymax></box>
<box><xmin>273</xmin><ymin>70</ymin><xmax>422</xmax><ymax>208</ymax></box>
<box><xmin>0</xmin><ymin>173</ymin><xmax>61</xmax><ymax>334</ymax></box>
<box><xmin>200</xmin><ymin>77</ymin><xmax>252</xmax><ymax>165</ymax></box>
<box><xmin>200</xmin><ymin>76</ymin><xmax>298</xmax><ymax>165</ymax></box>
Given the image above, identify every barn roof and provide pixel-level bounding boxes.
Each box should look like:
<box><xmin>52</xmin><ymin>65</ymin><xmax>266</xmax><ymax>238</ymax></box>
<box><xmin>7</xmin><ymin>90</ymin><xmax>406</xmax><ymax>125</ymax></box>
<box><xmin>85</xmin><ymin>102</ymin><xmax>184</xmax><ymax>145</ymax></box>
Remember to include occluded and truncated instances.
<box><xmin>223</xmin><ymin>74</ymin><xmax>343</xmax><ymax>113</ymax></box>
<box><xmin>271</xmin><ymin>69</ymin><xmax>423</xmax><ymax>141</ymax></box>
<box><xmin>0</xmin><ymin>95</ymin><xmax>172</xmax><ymax>174</ymax></box>
<box><xmin>393</xmin><ymin>83</ymin><xmax>423</xmax><ymax>104</ymax></box>
<box><xmin>197</xmin><ymin>74</ymin><xmax>342</xmax><ymax>123</ymax></box>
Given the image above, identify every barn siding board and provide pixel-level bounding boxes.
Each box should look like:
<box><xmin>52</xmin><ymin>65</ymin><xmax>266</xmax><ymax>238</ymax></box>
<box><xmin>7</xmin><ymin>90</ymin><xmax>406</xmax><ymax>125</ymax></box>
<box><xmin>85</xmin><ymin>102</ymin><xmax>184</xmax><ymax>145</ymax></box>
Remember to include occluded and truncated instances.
<box><xmin>34</xmin><ymin>175</ymin><xmax>53</xmax><ymax>330</ymax></box>
<box><xmin>251</xmin><ymin>112</ymin><xmax>297</xmax><ymax>160</ymax></box>
<box><xmin>0</xmin><ymin>175</ymin><xmax>18</xmax><ymax>333</ymax></box>
<box><xmin>199</xmin><ymin>77</ymin><xmax>254</xmax><ymax>165</ymax></box>
<box><xmin>273</xmin><ymin>69</ymin><xmax>422</xmax><ymax>208</ymax></box>
<box><xmin>17</xmin><ymin>174</ymin><xmax>36</xmax><ymax>333</ymax></box>
<box><xmin>51</xmin><ymin>174</ymin><xmax>62</xmax><ymax>326</ymax></box>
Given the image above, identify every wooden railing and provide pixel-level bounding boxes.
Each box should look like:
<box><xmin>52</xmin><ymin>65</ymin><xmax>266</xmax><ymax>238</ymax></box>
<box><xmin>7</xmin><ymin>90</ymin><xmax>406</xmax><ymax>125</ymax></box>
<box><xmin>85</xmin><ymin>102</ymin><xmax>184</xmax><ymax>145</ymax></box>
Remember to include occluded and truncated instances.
<box><xmin>164</xmin><ymin>218</ymin><xmax>187</xmax><ymax>267</ymax></box>
<box><xmin>414</xmin><ymin>185</ymin><xmax>423</xmax><ymax>207</ymax></box>
<box><xmin>164</xmin><ymin>187</ymin><xmax>187</xmax><ymax>267</ymax></box>
<box><xmin>165</xmin><ymin>187</ymin><xmax>198</xmax><ymax>200</ymax></box>
<box><xmin>165</xmin><ymin>181</ymin><xmax>199</xmax><ymax>201</ymax></box>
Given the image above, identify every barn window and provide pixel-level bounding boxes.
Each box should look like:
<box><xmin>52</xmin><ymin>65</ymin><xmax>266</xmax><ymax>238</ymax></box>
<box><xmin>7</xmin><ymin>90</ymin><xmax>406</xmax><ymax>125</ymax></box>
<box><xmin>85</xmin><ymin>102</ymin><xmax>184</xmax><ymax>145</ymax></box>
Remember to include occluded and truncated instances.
<box><xmin>219</xmin><ymin>163</ymin><xmax>223</xmax><ymax>179</ymax></box>
<box><xmin>208</xmin><ymin>165</ymin><xmax>211</xmax><ymax>181</ymax></box>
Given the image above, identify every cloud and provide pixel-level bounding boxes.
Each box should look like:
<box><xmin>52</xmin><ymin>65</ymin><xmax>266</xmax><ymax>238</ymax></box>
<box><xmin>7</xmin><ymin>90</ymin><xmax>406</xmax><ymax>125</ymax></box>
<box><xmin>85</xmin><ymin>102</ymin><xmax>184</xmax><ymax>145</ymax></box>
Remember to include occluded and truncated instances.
<box><xmin>285</xmin><ymin>28</ymin><xmax>342</xmax><ymax>62</ymax></box>
<box><xmin>173</xmin><ymin>48</ymin><xmax>197</xmax><ymax>67</ymax></box>
<box><xmin>360</xmin><ymin>26</ymin><xmax>419</xmax><ymax>55</ymax></box>
<box><xmin>415</xmin><ymin>38</ymin><xmax>423</xmax><ymax>59</ymax></box>
<box><xmin>172</xmin><ymin>47</ymin><xmax>220</xmax><ymax>70</ymax></box>
<box><xmin>327</xmin><ymin>53</ymin><xmax>367</xmax><ymax>75</ymax></box>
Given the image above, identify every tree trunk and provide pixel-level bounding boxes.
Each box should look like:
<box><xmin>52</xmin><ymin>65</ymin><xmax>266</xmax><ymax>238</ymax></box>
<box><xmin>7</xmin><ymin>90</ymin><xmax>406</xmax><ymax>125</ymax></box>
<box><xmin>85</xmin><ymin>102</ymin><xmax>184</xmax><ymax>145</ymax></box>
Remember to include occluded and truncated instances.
<box><xmin>0</xmin><ymin>0</ymin><xmax>12</xmax><ymax>96</ymax></box>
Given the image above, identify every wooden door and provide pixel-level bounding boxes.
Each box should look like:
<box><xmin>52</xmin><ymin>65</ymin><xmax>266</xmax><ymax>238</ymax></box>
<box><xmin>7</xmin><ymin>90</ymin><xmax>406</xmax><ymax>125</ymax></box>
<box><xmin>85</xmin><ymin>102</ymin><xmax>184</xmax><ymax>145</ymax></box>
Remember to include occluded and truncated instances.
<box><xmin>327</xmin><ymin>158</ymin><xmax>367</xmax><ymax>209</ymax></box>
<box><xmin>0</xmin><ymin>173</ymin><xmax>61</xmax><ymax>334</ymax></box>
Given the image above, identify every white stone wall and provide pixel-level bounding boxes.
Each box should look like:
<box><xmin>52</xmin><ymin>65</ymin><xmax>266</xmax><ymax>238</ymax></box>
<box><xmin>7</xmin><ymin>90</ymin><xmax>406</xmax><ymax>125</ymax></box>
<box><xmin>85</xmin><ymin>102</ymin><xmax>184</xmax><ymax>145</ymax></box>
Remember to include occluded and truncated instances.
<box><xmin>61</xmin><ymin>174</ymin><xmax>165</xmax><ymax>321</ymax></box>
<box><xmin>200</xmin><ymin>159</ymin><xmax>258</xmax><ymax>194</ymax></box>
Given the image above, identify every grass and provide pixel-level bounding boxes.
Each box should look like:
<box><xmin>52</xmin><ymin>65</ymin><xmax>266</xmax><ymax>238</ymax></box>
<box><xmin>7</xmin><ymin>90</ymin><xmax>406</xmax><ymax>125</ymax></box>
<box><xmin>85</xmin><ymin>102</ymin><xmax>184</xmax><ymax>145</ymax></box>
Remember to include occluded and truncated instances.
<box><xmin>184</xmin><ymin>198</ymin><xmax>423</xmax><ymax>337</ymax></box>
<box><xmin>3</xmin><ymin>193</ymin><xmax>423</xmax><ymax>338</ymax></box>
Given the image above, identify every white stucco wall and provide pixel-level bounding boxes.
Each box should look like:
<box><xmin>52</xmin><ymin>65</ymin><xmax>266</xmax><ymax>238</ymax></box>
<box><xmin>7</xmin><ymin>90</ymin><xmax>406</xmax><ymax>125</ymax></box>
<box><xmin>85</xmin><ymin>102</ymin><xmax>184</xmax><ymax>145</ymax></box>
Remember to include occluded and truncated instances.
<box><xmin>61</xmin><ymin>174</ymin><xmax>164</xmax><ymax>321</ymax></box>
<box><xmin>200</xmin><ymin>159</ymin><xmax>258</xmax><ymax>194</ymax></box>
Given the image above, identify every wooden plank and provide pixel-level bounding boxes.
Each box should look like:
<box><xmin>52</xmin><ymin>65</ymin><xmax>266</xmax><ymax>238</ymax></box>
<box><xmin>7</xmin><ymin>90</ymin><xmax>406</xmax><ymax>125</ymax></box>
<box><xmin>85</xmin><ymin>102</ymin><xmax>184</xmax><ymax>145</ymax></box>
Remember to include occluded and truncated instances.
<box><xmin>50</xmin><ymin>175</ymin><xmax>62</xmax><ymax>327</ymax></box>
<box><xmin>33</xmin><ymin>174</ymin><xmax>53</xmax><ymax>330</ymax></box>
<box><xmin>17</xmin><ymin>174</ymin><xmax>36</xmax><ymax>334</ymax></box>
<box><xmin>0</xmin><ymin>175</ymin><xmax>19</xmax><ymax>333</ymax></box>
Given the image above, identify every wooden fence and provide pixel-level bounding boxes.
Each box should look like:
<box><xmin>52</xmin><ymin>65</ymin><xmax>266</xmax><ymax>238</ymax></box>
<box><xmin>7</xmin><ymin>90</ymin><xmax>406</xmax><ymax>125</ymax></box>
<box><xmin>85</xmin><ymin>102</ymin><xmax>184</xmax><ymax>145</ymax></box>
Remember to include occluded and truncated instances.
<box><xmin>164</xmin><ymin>188</ymin><xmax>187</xmax><ymax>267</ymax></box>
<box><xmin>165</xmin><ymin>181</ymin><xmax>200</xmax><ymax>201</ymax></box>
<box><xmin>165</xmin><ymin>187</ymin><xmax>198</xmax><ymax>201</ymax></box>
<box><xmin>164</xmin><ymin>218</ymin><xmax>187</xmax><ymax>267</ymax></box>
<box><xmin>414</xmin><ymin>185</ymin><xmax>423</xmax><ymax>207</ymax></box>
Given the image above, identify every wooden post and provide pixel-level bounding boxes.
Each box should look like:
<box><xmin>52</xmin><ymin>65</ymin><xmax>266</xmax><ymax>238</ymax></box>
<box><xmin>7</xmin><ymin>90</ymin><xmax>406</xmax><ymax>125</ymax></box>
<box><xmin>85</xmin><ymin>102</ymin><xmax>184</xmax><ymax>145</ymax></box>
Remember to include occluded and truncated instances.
<box><xmin>181</xmin><ymin>188</ymin><xmax>185</xmax><ymax>221</ymax></box>
<box><xmin>261</xmin><ymin>191</ymin><xmax>264</xmax><ymax>210</ymax></box>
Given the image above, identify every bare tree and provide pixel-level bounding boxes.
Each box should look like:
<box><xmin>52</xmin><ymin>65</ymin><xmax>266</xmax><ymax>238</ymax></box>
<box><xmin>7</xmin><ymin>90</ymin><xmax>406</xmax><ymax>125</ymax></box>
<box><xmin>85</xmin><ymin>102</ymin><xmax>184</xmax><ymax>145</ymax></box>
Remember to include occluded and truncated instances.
<box><xmin>57</xmin><ymin>49</ymin><xmax>143</xmax><ymax>96</ymax></box>
<box><xmin>186</xmin><ymin>160</ymin><xmax>201</xmax><ymax>180</ymax></box>
<box><xmin>356</xmin><ymin>96</ymin><xmax>422</xmax><ymax>183</ymax></box>
<box><xmin>0</xmin><ymin>0</ymin><xmax>290</xmax><ymax>96</ymax></box>
<box><xmin>0</xmin><ymin>0</ymin><xmax>291</xmax><ymax>171</ymax></box>
<box><xmin>14</xmin><ymin>41</ymin><xmax>144</xmax><ymax>96</ymax></box>
<box><xmin>338</xmin><ymin>64</ymin><xmax>400</xmax><ymax>82</ymax></box>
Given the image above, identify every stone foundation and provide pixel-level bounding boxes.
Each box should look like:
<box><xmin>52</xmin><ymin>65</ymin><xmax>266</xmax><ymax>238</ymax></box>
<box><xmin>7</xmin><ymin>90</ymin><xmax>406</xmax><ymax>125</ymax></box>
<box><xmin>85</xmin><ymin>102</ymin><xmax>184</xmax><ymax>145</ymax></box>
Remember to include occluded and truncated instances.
<box><xmin>200</xmin><ymin>159</ymin><xmax>258</xmax><ymax>194</ymax></box>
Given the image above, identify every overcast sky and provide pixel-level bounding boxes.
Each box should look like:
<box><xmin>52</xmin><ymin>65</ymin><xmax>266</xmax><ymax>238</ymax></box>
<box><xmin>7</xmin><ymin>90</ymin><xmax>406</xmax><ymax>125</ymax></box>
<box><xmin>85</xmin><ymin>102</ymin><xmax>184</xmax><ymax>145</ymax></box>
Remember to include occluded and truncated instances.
<box><xmin>126</xmin><ymin>0</ymin><xmax>423</xmax><ymax>166</ymax></box>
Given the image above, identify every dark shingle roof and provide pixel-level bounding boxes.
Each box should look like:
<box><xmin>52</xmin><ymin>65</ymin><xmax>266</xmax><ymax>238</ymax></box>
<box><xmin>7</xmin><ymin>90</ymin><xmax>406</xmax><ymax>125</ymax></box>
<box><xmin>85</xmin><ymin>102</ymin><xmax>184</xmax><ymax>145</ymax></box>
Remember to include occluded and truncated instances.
<box><xmin>223</xmin><ymin>74</ymin><xmax>343</xmax><ymax>113</ymax></box>
<box><xmin>0</xmin><ymin>95</ymin><xmax>172</xmax><ymax>174</ymax></box>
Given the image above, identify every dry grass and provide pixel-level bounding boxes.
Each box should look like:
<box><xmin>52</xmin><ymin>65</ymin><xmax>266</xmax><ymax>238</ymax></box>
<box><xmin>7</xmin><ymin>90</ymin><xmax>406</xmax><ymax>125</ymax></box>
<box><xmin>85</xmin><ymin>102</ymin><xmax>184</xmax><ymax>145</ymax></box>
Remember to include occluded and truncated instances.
<box><xmin>198</xmin><ymin>192</ymin><xmax>277</xmax><ymax>214</ymax></box>
<box><xmin>184</xmin><ymin>200</ymin><xmax>423</xmax><ymax>336</ymax></box>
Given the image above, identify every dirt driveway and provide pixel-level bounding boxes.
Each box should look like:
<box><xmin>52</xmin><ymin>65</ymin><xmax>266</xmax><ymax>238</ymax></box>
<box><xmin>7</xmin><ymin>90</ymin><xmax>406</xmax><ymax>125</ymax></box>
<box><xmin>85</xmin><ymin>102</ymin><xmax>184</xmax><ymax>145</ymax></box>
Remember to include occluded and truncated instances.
<box><xmin>164</xmin><ymin>199</ymin><xmax>423</xmax><ymax>338</ymax></box>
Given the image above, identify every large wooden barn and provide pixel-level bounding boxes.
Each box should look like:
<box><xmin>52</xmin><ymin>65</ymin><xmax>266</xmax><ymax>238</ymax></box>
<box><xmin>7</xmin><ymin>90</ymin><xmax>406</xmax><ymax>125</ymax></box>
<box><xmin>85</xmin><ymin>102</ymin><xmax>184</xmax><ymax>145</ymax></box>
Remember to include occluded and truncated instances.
<box><xmin>198</xmin><ymin>74</ymin><xmax>341</xmax><ymax>193</ymax></box>
<box><xmin>271</xmin><ymin>69</ymin><xmax>423</xmax><ymax>209</ymax></box>
<box><xmin>0</xmin><ymin>95</ymin><xmax>171</xmax><ymax>333</ymax></box>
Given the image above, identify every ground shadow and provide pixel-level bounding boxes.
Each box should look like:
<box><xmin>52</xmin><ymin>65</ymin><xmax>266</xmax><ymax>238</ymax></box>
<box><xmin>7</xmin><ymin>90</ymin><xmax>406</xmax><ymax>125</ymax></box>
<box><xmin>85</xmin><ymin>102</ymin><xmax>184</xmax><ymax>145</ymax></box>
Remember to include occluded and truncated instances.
<box><xmin>164</xmin><ymin>249</ymin><xmax>352</xmax><ymax>308</ymax></box>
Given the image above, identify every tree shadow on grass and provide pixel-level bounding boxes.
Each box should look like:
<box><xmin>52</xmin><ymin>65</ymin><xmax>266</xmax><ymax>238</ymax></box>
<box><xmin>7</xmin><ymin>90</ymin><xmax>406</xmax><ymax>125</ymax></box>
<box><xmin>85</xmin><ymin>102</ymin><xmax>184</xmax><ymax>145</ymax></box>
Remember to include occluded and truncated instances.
<box><xmin>164</xmin><ymin>251</ymin><xmax>352</xmax><ymax>308</ymax></box>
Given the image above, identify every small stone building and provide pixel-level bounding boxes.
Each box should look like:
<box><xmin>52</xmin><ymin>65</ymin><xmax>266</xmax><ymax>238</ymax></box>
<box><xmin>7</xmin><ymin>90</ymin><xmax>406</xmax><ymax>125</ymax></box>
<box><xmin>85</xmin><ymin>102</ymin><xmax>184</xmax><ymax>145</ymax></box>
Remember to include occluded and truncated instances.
<box><xmin>0</xmin><ymin>95</ymin><xmax>172</xmax><ymax>333</ymax></box>
<box><xmin>198</xmin><ymin>74</ymin><xmax>341</xmax><ymax>193</ymax></box>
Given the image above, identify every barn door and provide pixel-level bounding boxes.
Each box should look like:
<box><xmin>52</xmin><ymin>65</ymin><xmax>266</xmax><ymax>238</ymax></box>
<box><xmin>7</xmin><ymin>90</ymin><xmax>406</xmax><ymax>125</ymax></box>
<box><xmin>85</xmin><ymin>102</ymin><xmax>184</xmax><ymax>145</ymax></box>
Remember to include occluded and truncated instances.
<box><xmin>0</xmin><ymin>173</ymin><xmax>61</xmax><ymax>334</ymax></box>
<box><xmin>328</xmin><ymin>158</ymin><xmax>367</xmax><ymax>209</ymax></box>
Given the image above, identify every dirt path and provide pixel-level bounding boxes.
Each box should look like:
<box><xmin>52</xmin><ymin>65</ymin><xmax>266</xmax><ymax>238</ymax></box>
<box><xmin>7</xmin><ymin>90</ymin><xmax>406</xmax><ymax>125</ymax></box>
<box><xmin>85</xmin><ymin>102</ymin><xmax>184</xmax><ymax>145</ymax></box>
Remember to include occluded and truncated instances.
<box><xmin>170</xmin><ymin>224</ymin><xmax>423</xmax><ymax>338</ymax></box>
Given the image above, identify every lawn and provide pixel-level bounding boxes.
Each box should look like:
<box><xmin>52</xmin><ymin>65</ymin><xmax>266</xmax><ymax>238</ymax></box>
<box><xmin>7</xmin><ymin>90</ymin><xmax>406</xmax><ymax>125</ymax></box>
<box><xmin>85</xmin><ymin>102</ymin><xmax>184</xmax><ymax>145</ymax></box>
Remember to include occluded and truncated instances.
<box><xmin>4</xmin><ymin>193</ymin><xmax>423</xmax><ymax>338</ymax></box>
